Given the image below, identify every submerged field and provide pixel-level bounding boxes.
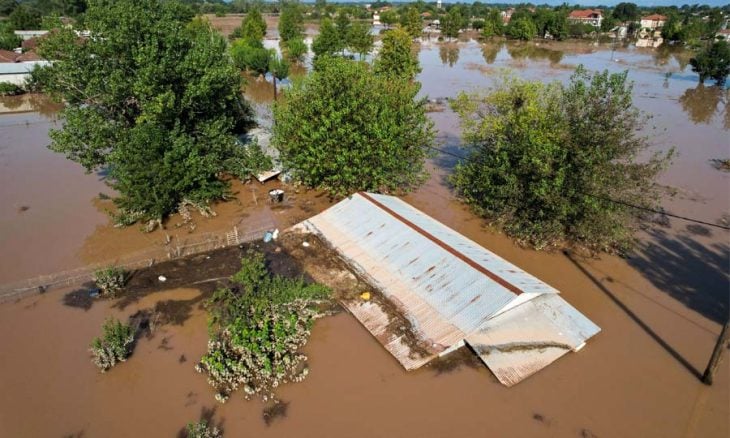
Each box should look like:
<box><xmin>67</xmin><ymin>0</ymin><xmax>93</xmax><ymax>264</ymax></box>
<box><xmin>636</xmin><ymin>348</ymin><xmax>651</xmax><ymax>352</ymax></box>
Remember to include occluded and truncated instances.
<box><xmin>0</xmin><ymin>18</ymin><xmax>728</xmax><ymax>437</ymax></box>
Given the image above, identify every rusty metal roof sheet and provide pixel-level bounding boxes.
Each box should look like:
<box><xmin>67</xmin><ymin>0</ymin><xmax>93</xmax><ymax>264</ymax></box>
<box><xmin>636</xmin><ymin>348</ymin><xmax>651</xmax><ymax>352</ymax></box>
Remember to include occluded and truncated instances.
<box><xmin>297</xmin><ymin>193</ymin><xmax>600</xmax><ymax>385</ymax></box>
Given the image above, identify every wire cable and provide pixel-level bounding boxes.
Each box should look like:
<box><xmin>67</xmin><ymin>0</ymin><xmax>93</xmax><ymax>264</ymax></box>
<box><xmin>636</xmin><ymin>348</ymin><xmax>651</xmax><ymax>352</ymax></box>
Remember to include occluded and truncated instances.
<box><xmin>424</xmin><ymin>144</ymin><xmax>730</xmax><ymax>231</ymax></box>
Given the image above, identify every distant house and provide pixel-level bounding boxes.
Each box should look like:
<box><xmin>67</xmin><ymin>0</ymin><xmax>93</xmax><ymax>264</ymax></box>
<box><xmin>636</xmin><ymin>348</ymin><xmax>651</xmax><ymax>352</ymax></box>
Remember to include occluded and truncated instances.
<box><xmin>568</xmin><ymin>9</ymin><xmax>603</xmax><ymax>28</ymax></box>
<box><xmin>0</xmin><ymin>48</ymin><xmax>49</xmax><ymax>86</ymax></box>
<box><xmin>501</xmin><ymin>8</ymin><xmax>514</xmax><ymax>24</ymax></box>
<box><xmin>640</xmin><ymin>14</ymin><xmax>667</xmax><ymax>30</ymax></box>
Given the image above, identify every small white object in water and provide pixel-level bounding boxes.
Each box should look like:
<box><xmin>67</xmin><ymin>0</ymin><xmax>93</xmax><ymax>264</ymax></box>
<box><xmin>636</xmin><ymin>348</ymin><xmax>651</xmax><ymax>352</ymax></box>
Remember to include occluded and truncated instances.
<box><xmin>302</xmin><ymin>241</ymin><xmax>310</xmax><ymax>247</ymax></box>
<box><xmin>272</xmin><ymin>228</ymin><xmax>280</xmax><ymax>240</ymax></box>
<box><xmin>158</xmin><ymin>275</ymin><xmax>167</xmax><ymax>282</ymax></box>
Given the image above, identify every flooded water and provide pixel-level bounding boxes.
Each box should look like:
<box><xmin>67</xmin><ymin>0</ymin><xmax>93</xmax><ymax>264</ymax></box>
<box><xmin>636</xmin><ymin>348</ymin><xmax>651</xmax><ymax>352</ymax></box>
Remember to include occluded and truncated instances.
<box><xmin>0</xmin><ymin>36</ymin><xmax>728</xmax><ymax>437</ymax></box>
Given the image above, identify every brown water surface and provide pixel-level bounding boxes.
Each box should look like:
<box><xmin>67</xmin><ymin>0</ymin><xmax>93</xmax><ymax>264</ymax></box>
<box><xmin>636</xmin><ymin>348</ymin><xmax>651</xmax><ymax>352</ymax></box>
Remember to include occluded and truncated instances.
<box><xmin>0</xmin><ymin>38</ymin><xmax>728</xmax><ymax>437</ymax></box>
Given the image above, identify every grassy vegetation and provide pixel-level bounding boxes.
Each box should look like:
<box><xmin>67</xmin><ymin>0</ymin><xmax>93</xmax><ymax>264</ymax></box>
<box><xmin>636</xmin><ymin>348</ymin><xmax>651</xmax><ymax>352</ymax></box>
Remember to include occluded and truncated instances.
<box><xmin>196</xmin><ymin>250</ymin><xmax>330</xmax><ymax>403</ymax></box>
<box><xmin>185</xmin><ymin>420</ymin><xmax>222</xmax><ymax>438</ymax></box>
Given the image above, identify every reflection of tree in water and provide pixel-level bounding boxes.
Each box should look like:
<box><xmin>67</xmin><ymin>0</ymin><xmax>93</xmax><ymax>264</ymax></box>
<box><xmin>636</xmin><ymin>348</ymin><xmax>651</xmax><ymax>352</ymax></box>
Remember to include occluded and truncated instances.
<box><xmin>653</xmin><ymin>45</ymin><xmax>693</xmax><ymax>71</ymax></box>
<box><xmin>628</xmin><ymin>228</ymin><xmax>729</xmax><ymax>324</ymax></box>
<box><xmin>439</xmin><ymin>44</ymin><xmax>460</xmax><ymax>67</ymax></box>
<box><xmin>27</xmin><ymin>94</ymin><xmax>62</xmax><ymax>118</ymax></box>
<box><xmin>678</xmin><ymin>84</ymin><xmax>723</xmax><ymax>125</ymax></box>
<box><xmin>0</xmin><ymin>95</ymin><xmax>25</xmax><ymax>111</ymax></box>
<box><xmin>481</xmin><ymin>42</ymin><xmax>502</xmax><ymax>64</ymax></box>
<box><xmin>507</xmin><ymin>43</ymin><xmax>563</xmax><ymax>64</ymax></box>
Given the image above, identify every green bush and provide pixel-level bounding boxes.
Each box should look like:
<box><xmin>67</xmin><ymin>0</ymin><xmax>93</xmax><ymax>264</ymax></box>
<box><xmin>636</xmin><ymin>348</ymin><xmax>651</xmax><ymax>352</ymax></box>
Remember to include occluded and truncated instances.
<box><xmin>0</xmin><ymin>82</ymin><xmax>23</xmax><ymax>96</ymax></box>
<box><xmin>230</xmin><ymin>39</ymin><xmax>272</xmax><ymax>76</ymax></box>
<box><xmin>186</xmin><ymin>421</ymin><xmax>222</xmax><ymax>438</ymax></box>
<box><xmin>284</xmin><ymin>37</ymin><xmax>307</xmax><ymax>61</ymax></box>
<box><xmin>90</xmin><ymin>317</ymin><xmax>135</xmax><ymax>372</ymax></box>
<box><xmin>93</xmin><ymin>266</ymin><xmax>127</xmax><ymax>296</ymax></box>
<box><xmin>196</xmin><ymin>251</ymin><xmax>330</xmax><ymax>403</ymax></box>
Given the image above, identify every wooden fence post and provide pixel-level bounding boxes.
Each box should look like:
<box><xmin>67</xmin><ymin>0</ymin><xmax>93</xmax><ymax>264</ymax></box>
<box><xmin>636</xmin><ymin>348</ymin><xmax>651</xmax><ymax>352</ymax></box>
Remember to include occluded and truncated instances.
<box><xmin>702</xmin><ymin>320</ymin><xmax>730</xmax><ymax>385</ymax></box>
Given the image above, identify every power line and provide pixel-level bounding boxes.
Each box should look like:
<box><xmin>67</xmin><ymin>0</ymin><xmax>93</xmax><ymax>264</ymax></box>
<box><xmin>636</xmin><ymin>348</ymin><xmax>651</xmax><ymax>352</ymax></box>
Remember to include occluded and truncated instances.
<box><xmin>424</xmin><ymin>144</ymin><xmax>730</xmax><ymax>231</ymax></box>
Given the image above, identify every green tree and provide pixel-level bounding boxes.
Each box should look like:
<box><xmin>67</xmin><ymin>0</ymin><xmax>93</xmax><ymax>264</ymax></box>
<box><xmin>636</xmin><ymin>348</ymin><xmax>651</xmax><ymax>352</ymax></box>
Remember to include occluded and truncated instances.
<box><xmin>272</xmin><ymin>57</ymin><xmax>434</xmax><ymax>196</ymax></box>
<box><xmin>450</xmin><ymin>67</ymin><xmax>673</xmax><ymax>253</ymax></box>
<box><xmin>441</xmin><ymin>7</ymin><xmax>463</xmax><ymax>40</ymax></box>
<box><xmin>230</xmin><ymin>38</ymin><xmax>272</xmax><ymax>76</ymax></box>
<box><xmin>311</xmin><ymin>17</ymin><xmax>341</xmax><ymax>60</ymax></box>
<box><xmin>0</xmin><ymin>0</ymin><xmax>18</xmax><ymax>17</ymax></box>
<box><xmin>8</xmin><ymin>3</ymin><xmax>41</xmax><ymax>29</ymax></box>
<box><xmin>612</xmin><ymin>2</ymin><xmax>639</xmax><ymax>22</ymax></box>
<box><xmin>481</xmin><ymin>9</ymin><xmax>503</xmax><ymax>38</ymax></box>
<box><xmin>505</xmin><ymin>16</ymin><xmax>537</xmax><ymax>40</ymax></box>
<box><xmin>400</xmin><ymin>6</ymin><xmax>422</xmax><ymax>38</ymax></box>
<box><xmin>0</xmin><ymin>21</ymin><xmax>20</xmax><ymax>50</ymax></box>
<box><xmin>268</xmin><ymin>54</ymin><xmax>289</xmax><ymax>100</ymax></box>
<box><xmin>335</xmin><ymin>11</ymin><xmax>350</xmax><ymax>47</ymax></box>
<box><xmin>380</xmin><ymin>9</ymin><xmax>397</xmax><ymax>29</ymax></box>
<box><xmin>373</xmin><ymin>26</ymin><xmax>420</xmax><ymax>80</ymax></box>
<box><xmin>240</xmin><ymin>7</ymin><xmax>267</xmax><ymax>43</ymax></box>
<box><xmin>690</xmin><ymin>41</ymin><xmax>730</xmax><ymax>86</ymax></box>
<box><xmin>278</xmin><ymin>2</ymin><xmax>303</xmax><ymax>43</ymax></box>
<box><xmin>347</xmin><ymin>21</ymin><xmax>373</xmax><ymax>60</ymax></box>
<box><xmin>38</xmin><ymin>0</ymin><xmax>258</xmax><ymax>225</ymax></box>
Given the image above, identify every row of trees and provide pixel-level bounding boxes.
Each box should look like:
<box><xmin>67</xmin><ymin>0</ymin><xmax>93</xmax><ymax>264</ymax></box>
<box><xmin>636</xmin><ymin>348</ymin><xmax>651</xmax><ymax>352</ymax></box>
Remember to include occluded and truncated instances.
<box><xmin>312</xmin><ymin>13</ymin><xmax>373</xmax><ymax>60</ymax></box>
<box><xmin>37</xmin><ymin>0</ymin><xmax>679</xmax><ymax>255</ymax></box>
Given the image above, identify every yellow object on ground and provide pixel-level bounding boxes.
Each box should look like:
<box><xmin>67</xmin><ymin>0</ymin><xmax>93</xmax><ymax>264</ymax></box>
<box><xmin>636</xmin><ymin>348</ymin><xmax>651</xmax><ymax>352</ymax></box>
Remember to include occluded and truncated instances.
<box><xmin>360</xmin><ymin>292</ymin><xmax>371</xmax><ymax>301</ymax></box>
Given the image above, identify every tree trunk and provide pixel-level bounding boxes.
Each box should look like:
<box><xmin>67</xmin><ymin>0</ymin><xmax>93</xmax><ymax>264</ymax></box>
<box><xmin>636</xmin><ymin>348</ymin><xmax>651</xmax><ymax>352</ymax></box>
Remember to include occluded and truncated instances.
<box><xmin>273</xmin><ymin>76</ymin><xmax>277</xmax><ymax>101</ymax></box>
<box><xmin>702</xmin><ymin>320</ymin><xmax>730</xmax><ymax>385</ymax></box>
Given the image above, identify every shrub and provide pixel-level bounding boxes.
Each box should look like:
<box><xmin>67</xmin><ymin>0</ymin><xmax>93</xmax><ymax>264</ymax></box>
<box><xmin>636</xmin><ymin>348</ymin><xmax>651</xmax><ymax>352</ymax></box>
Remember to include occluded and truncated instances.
<box><xmin>90</xmin><ymin>317</ymin><xmax>135</xmax><ymax>372</ymax></box>
<box><xmin>284</xmin><ymin>37</ymin><xmax>307</xmax><ymax>61</ymax></box>
<box><xmin>230</xmin><ymin>39</ymin><xmax>272</xmax><ymax>76</ymax></box>
<box><xmin>196</xmin><ymin>251</ymin><xmax>330</xmax><ymax>403</ymax></box>
<box><xmin>93</xmin><ymin>266</ymin><xmax>127</xmax><ymax>296</ymax></box>
<box><xmin>0</xmin><ymin>82</ymin><xmax>23</xmax><ymax>96</ymax></box>
<box><xmin>186</xmin><ymin>421</ymin><xmax>222</xmax><ymax>438</ymax></box>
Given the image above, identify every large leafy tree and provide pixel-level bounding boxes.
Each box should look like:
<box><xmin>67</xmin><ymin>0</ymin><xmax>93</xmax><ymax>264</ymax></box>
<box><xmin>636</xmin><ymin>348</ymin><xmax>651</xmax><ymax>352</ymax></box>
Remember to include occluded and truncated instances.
<box><xmin>450</xmin><ymin>67</ymin><xmax>673</xmax><ymax>253</ymax></box>
<box><xmin>272</xmin><ymin>56</ymin><xmax>434</xmax><ymax>196</ymax></box>
<box><xmin>612</xmin><ymin>2</ymin><xmax>639</xmax><ymax>22</ymax></box>
<box><xmin>38</xmin><ymin>0</ymin><xmax>260</xmax><ymax>225</ymax></box>
<box><xmin>690</xmin><ymin>41</ymin><xmax>730</xmax><ymax>86</ymax></box>
<box><xmin>505</xmin><ymin>15</ymin><xmax>537</xmax><ymax>40</ymax></box>
<box><xmin>373</xmin><ymin>26</ymin><xmax>420</xmax><ymax>80</ymax></box>
<box><xmin>481</xmin><ymin>9</ymin><xmax>504</xmax><ymax>38</ymax></box>
<box><xmin>441</xmin><ymin>7</ymin><xmax>463</xmax><ymax>40</ymax></box>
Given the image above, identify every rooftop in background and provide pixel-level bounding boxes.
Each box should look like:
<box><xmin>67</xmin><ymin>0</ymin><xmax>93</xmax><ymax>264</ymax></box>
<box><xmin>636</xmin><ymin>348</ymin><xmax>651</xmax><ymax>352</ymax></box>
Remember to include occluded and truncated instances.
<box><xmin>294</xmin><ymin>192</ymin><xmax>600</xmax><ymax>386</ymax></box>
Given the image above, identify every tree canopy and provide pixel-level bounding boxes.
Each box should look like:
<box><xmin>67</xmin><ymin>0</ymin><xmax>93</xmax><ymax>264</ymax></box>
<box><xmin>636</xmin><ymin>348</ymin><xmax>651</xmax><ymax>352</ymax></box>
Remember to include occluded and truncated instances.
<box><xmin>450</xmin><ymin>67</ymin><xmax>673</xmax><ymax>253</ymax></box>
<box><xmin>373</xmin><ymin>27</ymin><xmax>420</xmax><ymax>80</ymax></box>
<box><xmin>272</xmin><ymin>56</ymin><xmax>434</xmax><ymax>196</ymax></box>
<box><xmin>690</xmin><ymin>41</ymin><xmax>730</xmax><ymax>86</ymax></box>
<box><xmin>38</xmin><ymin>0</ymin><xmax>261</xmax><ymax>225</ymax></box>
<box><xmin>278</xmin><ymin>2</ymin><xmax>303</xmax><ymax>43</ymax></box>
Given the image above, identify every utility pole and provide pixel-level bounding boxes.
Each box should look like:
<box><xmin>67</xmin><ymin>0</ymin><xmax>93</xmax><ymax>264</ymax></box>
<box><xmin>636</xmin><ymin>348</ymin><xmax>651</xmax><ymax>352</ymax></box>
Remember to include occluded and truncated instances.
<box><xmin>702</xmin><ymin>320</ymin><xmax>730</xmax><ymax>385</ymax></box>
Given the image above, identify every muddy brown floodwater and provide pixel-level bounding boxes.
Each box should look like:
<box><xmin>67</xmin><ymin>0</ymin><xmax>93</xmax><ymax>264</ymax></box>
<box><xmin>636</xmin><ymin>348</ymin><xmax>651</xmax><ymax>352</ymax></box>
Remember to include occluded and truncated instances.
<box><xmin>0</xmin><ymin>36</ymin><xmax>728</xmax><ymax>437</ymax></box>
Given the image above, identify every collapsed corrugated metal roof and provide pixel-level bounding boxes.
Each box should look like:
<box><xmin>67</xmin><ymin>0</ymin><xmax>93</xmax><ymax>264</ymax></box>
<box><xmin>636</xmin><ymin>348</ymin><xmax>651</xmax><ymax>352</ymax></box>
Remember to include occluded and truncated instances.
<box><xmin>294</xmin><ymin>192</ymin><xmax>600</xmax><ymax>386</ymax></box>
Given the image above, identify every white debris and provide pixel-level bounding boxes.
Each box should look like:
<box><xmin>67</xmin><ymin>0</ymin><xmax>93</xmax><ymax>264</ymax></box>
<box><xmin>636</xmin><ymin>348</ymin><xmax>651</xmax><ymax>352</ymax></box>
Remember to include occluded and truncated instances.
<box><xmin>158</xmin><ymin>275</ymin><xmax>167</xmax><ymax>282</ymax></box>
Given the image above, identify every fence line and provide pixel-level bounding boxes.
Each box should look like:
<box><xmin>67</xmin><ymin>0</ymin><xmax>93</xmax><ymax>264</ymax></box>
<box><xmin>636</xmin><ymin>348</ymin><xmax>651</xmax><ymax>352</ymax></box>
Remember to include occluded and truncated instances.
<box><xmin>0</xmin><ymin>219</ymin><xmax>274</xmax><ymax>303</ymax></box>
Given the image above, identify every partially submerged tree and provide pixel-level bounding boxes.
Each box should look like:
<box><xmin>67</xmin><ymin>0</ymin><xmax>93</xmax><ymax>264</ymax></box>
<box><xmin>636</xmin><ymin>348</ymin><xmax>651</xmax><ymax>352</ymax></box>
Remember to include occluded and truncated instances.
<box><xmin>400</xmin><ymin>6</ymin><xmax>422</xmax><ymax>39</ymax></box>
<box><xmin>347</xmin><ymin>22</ymin><xmax>374</xmax><ymax>60</ymax></box>
<box><xmin>230</xmin><ymin>38</ymin><xmax>272</xmax><ymax>76</ymax></box>
<box><xmin>690</xmin><ymin>40</ymin><xmax>730</xmax><ymax>86</ymax></box>
<box><xmin>38</xmin><ymin>0</ymin><xmax>260</xmax><ymax>227</ymax></box>
<box><xmin>283</xmin><ymin>37</ymin><xmax>307</xmax><ymax>62</ymax></box>
<box><xmin>450</xmin><ymin>67</ymin><xmax>673</xmax><ymax>253</ymax></box>
<box><xmin>311</xmin><ymin>17</ymin><xmax>342</xmax><ymax>60</ymax></box>
<box><xmin>268</xmin><ymin>54</ymin><xmax>290</xmax><ymax>100</ymax></box>
<box><xmin>278</xmin><ymin>1</ymin><xmax>303</xmax><ymax>44</ymax></box>
<box><xmin>272</xmin><ymin>56</ymin><xmax>434</xmax><ymax>196</ymax></box>
<box><xmin>93</xmin><ymin>266</ymin><xmax>127</xmax><ymax>297</ymax></box>
<box><xmin>238</xmin><ymin>7</ymin><xmax>267</xmax><ymax>43</ymax></box>
<box><xmin>373</xmin><ymin>27</ymin><xmax>421</xmax><ymax>81</ymax></box>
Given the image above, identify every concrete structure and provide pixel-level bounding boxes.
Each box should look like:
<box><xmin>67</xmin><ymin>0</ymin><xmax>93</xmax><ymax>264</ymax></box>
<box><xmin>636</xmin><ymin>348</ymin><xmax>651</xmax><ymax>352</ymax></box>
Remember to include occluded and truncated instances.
<box><xmin>0</xmin><ymin>61</ymin><xmax>49</xmax><ymax>86</ymax></box>
<box><xmin>13</xmin><ymin>30</ymin><xmax>49</xmax><ymax>41</ymax></box>
<box><xmin>295</xmin><ymin>193</ymin><xmax>600</xmax><ymax>386</ymax></box>
<box><xmin>640</xmin><ymin>14</ymin><xmax>667</xmax><ymax>30</ymax></box>
<box><xmin>568</xmin><ymin>9</ymin><xmax>603</xmax><ymax>28</ymax></box>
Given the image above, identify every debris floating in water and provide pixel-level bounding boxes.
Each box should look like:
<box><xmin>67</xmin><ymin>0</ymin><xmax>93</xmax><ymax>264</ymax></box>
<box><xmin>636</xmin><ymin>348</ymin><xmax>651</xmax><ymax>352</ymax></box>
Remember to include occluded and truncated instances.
<box><xmin>158</xmin><ymin>275</ymin><xmax>167</xmax><ymax>282</ymax></box>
